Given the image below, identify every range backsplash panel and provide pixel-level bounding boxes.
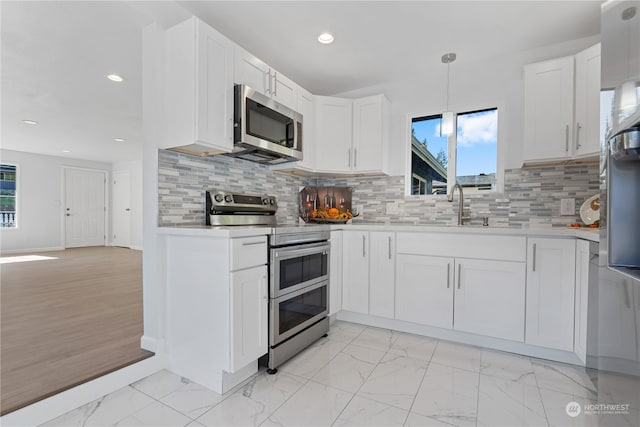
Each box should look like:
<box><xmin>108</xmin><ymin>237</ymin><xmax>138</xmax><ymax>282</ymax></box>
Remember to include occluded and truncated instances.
<box><xmin>158</xmin><ymin>150</ymin><xmax>599</xmax><ymax>229</ymax></box>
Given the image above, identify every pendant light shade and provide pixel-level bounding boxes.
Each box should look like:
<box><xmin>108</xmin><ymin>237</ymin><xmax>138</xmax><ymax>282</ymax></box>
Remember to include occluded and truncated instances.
<box><xmin>441</xmin><ymin>53</ymin><xmax>456</xmax><ymax>136</ymax></box>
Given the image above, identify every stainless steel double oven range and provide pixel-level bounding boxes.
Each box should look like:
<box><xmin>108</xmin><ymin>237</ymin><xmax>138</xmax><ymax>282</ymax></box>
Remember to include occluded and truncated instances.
<box><xmin>206</xmin><ymin>191</ymin><xmax>330</xmax><ymax>374</ymax></box>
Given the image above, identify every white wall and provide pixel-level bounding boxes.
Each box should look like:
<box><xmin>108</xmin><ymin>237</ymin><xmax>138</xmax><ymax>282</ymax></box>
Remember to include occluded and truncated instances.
<box><xmin>335</xmin><ymin>35</ymin><xmax>601</xmax><ymax>177</ymax></box>
<box><xmin>0</xmin><ymin>149</ymin><xmax>112</xmax><ymax>253</ymax></box>
<box><xmin>112</xmin><ymin>159</ymin><xmax>143</xmax><ymax>250</ymax></box>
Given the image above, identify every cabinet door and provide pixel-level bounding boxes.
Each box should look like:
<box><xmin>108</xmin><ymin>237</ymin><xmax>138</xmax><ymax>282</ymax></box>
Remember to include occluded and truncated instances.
<box><xmin>296</xmin><ymin>87</ymin><xmax>315</xmax><ymax>170</ymax></box>
<box><xmin>454</xmin><ymin>259</ymin><xmax>525</xmax><ymax>342</ymax></box>
<box><xmin>342</xmin><ymin>231</ymin><xmax>369</xmax><ymax>314</ymax></box>
<box><xmin>234</xmin><ymin>46</ymin><xmax>270</xmax><ymax>95</ymax></box>
<box><xmin>195</xmin><ymin>20</ymin><xmax>234</xmax><ymax>151</ymax></box>
<box><xmin>352</xmin><ymin>95</ymin><xmax>388</xmax><ymax>174</ymax></box>
<box><xmin>525</xmin><ymin>238</ymin><xmax>576</xmax><ymax>351</ymax></box>
<box><xmin>523</xmin><ymin>56</ymin><xmax>575</xmax><ymax>162</ymax></box>
<box><xmin>574</xmin><ymin>240</ymin><xmax>591</xmax><ymax>363</ymax></box>
<box><xmin>271</xmin><ymin>70</ymin><xmax>297</xmax><ymax>110</ymax></box>
<box><xmin>329</xmin><ymin>230</ymin><xmax>343</xmax><ymax>316</ymax></box>
<box><xmin>574</xmin><ymin>43</ymin><xmax>601</xmax><ymax>158</ymax></box>
<box><xmin>314</xmin><ymin>96</ymin><xmax>353</xmax><ymax>173</ymax></box>
<box><xmin>230</xmin><ymin>265</ymin><xmax>268</xmax><ymax>372</ymax></box>
<box><xmin>369</xmin><ymin>232</ymin><xmax>395</xmax><ymax>319</ymax></box>
<box><xmin>395</xmin><ymin>254</ymin><xmax>453</xmax><ymax>329</ymax></box>
<box><xmin>164</xmin><ymin>17</ymin><xmax>234</xmax><ymax>153</ymax></box>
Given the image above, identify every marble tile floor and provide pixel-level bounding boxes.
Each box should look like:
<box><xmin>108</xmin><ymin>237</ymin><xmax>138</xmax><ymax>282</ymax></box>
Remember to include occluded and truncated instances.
<box><xmin>40</xmin><ymin>321</ymin><xmax>640</xmax><ymax>427</ymax></box>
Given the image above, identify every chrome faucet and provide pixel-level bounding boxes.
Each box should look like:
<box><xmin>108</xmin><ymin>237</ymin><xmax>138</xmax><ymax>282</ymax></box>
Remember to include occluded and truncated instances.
<box><xmin>447</xmin><ymin>183</ymin><xmax>470</xmax><ymax>225</ymax></box>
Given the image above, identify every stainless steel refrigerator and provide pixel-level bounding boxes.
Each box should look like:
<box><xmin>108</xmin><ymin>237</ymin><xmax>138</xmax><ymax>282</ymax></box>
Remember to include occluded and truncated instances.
<box><xmin>596</xmin><ymin>1</ymin><xmax>640</xmax><ymax>423</ymax></box>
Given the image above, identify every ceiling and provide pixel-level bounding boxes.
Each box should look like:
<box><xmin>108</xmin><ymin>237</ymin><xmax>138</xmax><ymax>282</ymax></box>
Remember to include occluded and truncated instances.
<box><xmin>1</xmin><ymin>1</ymin><xmax>601</xmax><ymax>164</ymax></box>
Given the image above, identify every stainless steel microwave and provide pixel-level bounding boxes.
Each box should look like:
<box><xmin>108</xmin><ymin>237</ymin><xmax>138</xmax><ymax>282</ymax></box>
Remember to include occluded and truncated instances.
<box><xmin>229</xmin><ymin>84</ymin><xmax>303</xmax><ymax>164</ymax></box>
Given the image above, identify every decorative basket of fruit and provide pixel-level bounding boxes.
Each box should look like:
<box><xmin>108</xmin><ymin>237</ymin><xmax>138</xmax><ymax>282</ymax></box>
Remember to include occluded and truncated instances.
<box><xmin>308</xmin><ymin>208</ymin><xmax>358</xmax><ymax>224</ymax></box>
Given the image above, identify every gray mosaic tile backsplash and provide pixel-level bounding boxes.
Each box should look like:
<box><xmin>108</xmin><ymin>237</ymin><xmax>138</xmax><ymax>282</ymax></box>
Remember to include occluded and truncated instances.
<box><xmin>158</xmin><ymin>150</ymin><xmax>599</xmax><ymax>228</ymax></box>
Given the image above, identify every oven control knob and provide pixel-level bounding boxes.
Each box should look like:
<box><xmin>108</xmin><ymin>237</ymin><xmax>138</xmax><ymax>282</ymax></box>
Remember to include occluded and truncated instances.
<box><xmin>263</xmin><ymin>199</ymin><xmax>269</xmax><ymax>205</ymax></box>
<box><xmin>214</xmin><ymin>194</ymin><xmax>223</xmax><ymax>203</ymax></box>
<box><xmin>269</xmin><ymin>199</ymin><xmax>276</xmax><ymax>205</ymax></box>
<box><xmin>224</xmin><ymin>195</ymin><xmax>233</xmax><ymax>203</ymax></box>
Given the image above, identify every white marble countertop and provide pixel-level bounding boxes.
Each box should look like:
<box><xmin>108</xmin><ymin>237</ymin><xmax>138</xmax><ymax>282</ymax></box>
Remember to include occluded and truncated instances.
<box><xmin>334</xmin><ymin>223</ymin><xmax>600</xmax><ymax>242</ymax></box>
<box><xmin>157</xmin><ymin>223</ymin><xmax>599</xmax><ymax>242</ymax></box>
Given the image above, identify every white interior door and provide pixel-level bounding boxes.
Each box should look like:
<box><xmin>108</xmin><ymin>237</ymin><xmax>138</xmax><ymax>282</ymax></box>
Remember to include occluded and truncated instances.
<box><xmin>65</xmin><ymin>168</ymin><xmax>106</xmax><ymax>248</ymax></box>
<box><xmin>112</xmin><ymin>170</ymin><xmax>131</xmax><ymax>248</ymax></box>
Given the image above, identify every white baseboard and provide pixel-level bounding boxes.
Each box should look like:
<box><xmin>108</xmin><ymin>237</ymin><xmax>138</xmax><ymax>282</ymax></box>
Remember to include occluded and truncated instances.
<box><xmin>0</xmin><ymin>246</ymin><xmax>64</xmax><ymax>255</ymax></box>
<box><xmin>141</xmin><ymin>335</ymin><xmax>165</xmax><ymax>354</ymax></box>
<box><xmin>336</xmin><ymin>311</ymin><xmax>584</xmax><ymax>367</ymax></box>
<box><xmin>130</xmin><ymin>245</ymin><xmax>143</xmax><ymax>251</ymax></box>
<box><xmin>0</xmin><ymin>355</ymin><xmax>166</xmax><ymax>427</ymax></box>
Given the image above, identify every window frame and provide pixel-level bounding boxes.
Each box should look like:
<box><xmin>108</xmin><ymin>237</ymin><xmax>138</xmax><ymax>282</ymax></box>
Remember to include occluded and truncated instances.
<box><xmin>405</xmin><ymin>103</ymin><xmax>503</xmax><ymax>197</ymax></box>
<box><xmin>0</xmin><ymin>162</ymin><xmax>20</xmax><ymax>230</ymax></box>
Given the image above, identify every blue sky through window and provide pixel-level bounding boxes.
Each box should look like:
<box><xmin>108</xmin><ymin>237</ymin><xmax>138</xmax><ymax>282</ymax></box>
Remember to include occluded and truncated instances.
<box><xmin>412</xmin><ymin>109</ymin><xmax>497</xmax><ymax>177</ymax></box>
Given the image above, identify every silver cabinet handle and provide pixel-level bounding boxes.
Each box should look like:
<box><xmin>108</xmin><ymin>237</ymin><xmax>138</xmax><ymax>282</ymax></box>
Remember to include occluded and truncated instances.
<box><xmin>457</xmin><ymin>263</ymin><xmax>461</xmax><ymax>289</ymax></box>
<box><xmin>565</xmin><ymin>125</ymin><xmax>569</xmax><ymax>152</ymax></box>
<box><xmin>576</xmin><ymin>122</ymin><xmax>582</xmax><ymax>149</ymax></box>
<box><xmin>348</xmin><ymin>148</ymin><xmax>352</xmax><ymax>168</ymax></box>
<box><xmin>388</xmin><ymin>236</ymin><xmax>392</xmax><ymax>260</ymax></box>
<box><xmin>242</xmin><ymin>241</ymin><xmax>264</xmax><ymax>246</ymax></box>
<box><xmin>264</xmin><ymin>70</ymin><xmax>270</xmax><ymax>94</ymax></box>
<box><xmin>532</xmin><ymin>243</ymin><xmax>537</xmax><ymax>272</ymax></box>
<box><xmin>272</xmin><ymin>71</ymin><xmax>277</xmax><ymax>97</ymax></box>
<box><xmin>354</xmin><ymin>148</ymin><xmax>357</xmax><ymax>168</ymax></box>
<box><xmin>362</xmin><ymin>235</ymin><xmax>366</xmax><ymax>257</ymax></box>
<box><xmin>447</xmin><ymin>263</ymin><xmax>451</xmax><ymax>289</ymax></box>
<box><xmin>623</xmin><ymin>280</ymin><xmax>631</xmax><ymax>308</ymax></box>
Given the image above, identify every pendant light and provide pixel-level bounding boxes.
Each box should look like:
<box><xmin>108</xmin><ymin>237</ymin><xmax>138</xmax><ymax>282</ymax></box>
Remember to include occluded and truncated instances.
<box><xmin>441</xmin><ymin>52</ymin><xmax>456</xmax><ymax>136</ymax></box>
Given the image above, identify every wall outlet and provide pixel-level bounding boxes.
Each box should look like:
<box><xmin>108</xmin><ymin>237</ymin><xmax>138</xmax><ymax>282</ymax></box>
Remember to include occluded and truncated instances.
<box><xmin>560</xmin><ymin>198</ymin><xmax>575</xmax><ymax>216</ymax></box>
<box><xmin>386</xmin><ymin>202</ymin><xmax>399</xmax><ymax>214</ymax></box>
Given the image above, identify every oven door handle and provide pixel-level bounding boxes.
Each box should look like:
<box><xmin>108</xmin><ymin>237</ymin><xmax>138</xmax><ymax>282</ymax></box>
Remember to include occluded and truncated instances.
<box><xmin>272</xmin><ymin>279</ymin><xmax>329</xmax><ymax>303</ymax></box>
<box><xmin>271</xmin><ymin>243</ymin><xmax>330</xmax><ymax>261</ymax></box>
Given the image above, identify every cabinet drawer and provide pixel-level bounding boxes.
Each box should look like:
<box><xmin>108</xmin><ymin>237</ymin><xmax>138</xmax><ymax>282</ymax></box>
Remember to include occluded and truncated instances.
<box><xmin>396</xmin><ymin>232</ymin><xmax>526</xmax><ymax>262</ymax></box>
<box><xmin>230</xmin><ymin>236</ymin><xmax>267</xmax><ymax>271</ymax></box>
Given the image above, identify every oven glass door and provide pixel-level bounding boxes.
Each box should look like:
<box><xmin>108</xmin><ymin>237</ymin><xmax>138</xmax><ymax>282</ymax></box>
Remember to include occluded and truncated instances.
<box><xmin>271</xmin><ymin>280</ymin><xmax>328</xmax><ymax>345</ymax></box>
<box><xmin>271</xmin><ymin>242</ymin><xmax>329</xmax><ymax>298</ymax></box>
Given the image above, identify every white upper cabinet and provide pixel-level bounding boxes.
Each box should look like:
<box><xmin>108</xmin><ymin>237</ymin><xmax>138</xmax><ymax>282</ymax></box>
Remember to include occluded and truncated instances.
<box><xmin>525</xmin><ymin>238</ymin><xmax>576</xmax><ymax>352</ymax></box>
<box><xmin>574</xmin><ymin>43</ymin><xmax>601</xmax><ymax>158</ymax></box>
<box><xmin>314</xmin><ymin>94</ymin><xmax>390</xmax><ymax>175</ymax></box>
<box><xmin>352</xmin><ymin>95</ymin><xmax>390</xmax><ymax>174</ymax></box>
<box><xmin>523</xmin><ymin>56</ymin><xmax>575</xmax><ymax>162</ymax></box>
<box><xmin>163</xmin><ymin>17</ymin><xmax>234</xmax><ymax>155</ymax></box>
<box><xmin>295</xmin><ymin>87</ymin><xmax>316</xmax><ymax>171</ymax></box>
<box><xmin>314</xmin><ymin>96</ymin><xmax>354</xmax><ymax>173</ymax></box>
<box><xmin>234</xmin><ymin>46</ymin><xmax>297</xmax><ymax>111</ymax></box>
<box><xmin>523</xmin><ymin>43</ymin><xmax>601</xmax><ymax>164</ymax></box>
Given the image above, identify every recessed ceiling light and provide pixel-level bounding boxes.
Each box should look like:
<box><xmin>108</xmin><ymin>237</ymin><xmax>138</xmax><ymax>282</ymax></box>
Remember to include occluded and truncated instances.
<box><xmin>114</xmin><ymin>138</ymin><xmax>125</xmax><ymax>142</ymax></box>
<box><xmin>62</xmin><ymin>150</ymin><xmax>71</xmax><ymax>153</ymax></box>
<box><xmin>107</xmin><ymin>74</ymin><xmax>125</xmax><ymax>82</ymax></box>
<box><xmin>317</xmin><ymin>32</ymin><xmax>334</xmax><ymax>44</ymax></box>
<box><xmin>22</xmin><ymin>119</ymin><xmax>38</xmax><ymax>125</ymax></box>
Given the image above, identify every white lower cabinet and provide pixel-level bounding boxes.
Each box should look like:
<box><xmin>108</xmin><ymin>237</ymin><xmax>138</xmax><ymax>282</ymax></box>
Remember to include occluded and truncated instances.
<box><xmin>525</xmin><ymin>238</ymin><xmax>576</xmax><ymax>351</ymax></box>
<box><xmin>369</xmin><ymin>232</ymin><xmax>395</xmax><ymax>318</ymax></box>
<box><xmin>230</xmin><ymin>265</ymin><xmax>268</xmax><ymax>371</ymax></box>
<box><xmin>395</xmin><ymin>254</ymin><xmax>453</xmax><ymax>329</ymax></box>
<box><xmin>574</xmin><ymin>239</ymin><xmax>591</xmax><ymax>363</ymax></box>
<box><xmin>329</xmin><ymin>230</ymin><xmax>343</xmax><ymax>316</ymax></box>
<box><xmin>454</xmin><ymin>259</ymin><xmax>525</xmax><ymax>342</ymax></box>
<box><xmin>342</xmin><ymin>231</ymin><xmax>369</xmax><ymax>314</ymax></box>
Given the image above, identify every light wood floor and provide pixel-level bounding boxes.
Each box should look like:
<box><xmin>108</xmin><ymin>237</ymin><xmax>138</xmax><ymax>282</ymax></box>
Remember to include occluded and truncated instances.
<box><xmin>0</xmin><ymin>246</ymin><xmax>153</xmax><ymax>415</ymax></box>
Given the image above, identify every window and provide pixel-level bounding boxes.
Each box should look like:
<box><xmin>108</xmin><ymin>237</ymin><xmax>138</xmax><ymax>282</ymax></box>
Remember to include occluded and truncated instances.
<box><xmin>0</xmin><ymin>164</ymin><xmax>17</xmax><ymax>228</ymax></box>
<box><xmin>410</xmin><ymin>108</ymin><xmax>497</xmax><ymax>195</ymax></box>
